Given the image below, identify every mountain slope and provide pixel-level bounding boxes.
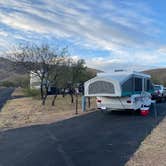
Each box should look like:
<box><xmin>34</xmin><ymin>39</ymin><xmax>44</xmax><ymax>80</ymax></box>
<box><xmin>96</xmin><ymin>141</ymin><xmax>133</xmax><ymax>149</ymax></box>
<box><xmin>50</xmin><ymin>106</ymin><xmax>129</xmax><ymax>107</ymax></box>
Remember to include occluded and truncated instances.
<box><xmin>0</xmin><ymin>57</ymin><xmax>102</xmax><ymax>82</ymax></box>
<box><xmin>144</xmin><ymin>68</ymin><xmax>166</xmax><ymax>86</ymax></box>
<box><xmin>1</xmin><ymin>57</ymin><xmax>165</xmax><ymax>86</ymax></box>
<box><xmin>0</xmin><ymin>57</ymin><xmax>27</xmax><ymax>82</ymax></box>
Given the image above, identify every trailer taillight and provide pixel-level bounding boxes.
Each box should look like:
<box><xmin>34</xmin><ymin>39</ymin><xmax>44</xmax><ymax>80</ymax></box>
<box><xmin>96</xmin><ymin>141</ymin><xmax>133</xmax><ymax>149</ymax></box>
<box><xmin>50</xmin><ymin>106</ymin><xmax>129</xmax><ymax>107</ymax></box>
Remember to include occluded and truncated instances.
<box><xmin>127</xmin><ymin>100</ymin><xmax>131</xmax><ymax>103</ymax></box>
<box><xmin>97</xmin><ymin>99</ymin><xmax>102</xmax><ymax>103</ymax></box>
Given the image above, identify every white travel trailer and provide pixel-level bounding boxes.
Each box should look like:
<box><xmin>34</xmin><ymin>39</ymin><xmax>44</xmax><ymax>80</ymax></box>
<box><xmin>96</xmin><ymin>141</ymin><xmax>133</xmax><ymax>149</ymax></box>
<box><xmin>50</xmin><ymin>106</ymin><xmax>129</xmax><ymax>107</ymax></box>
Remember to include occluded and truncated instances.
<box><xmin>84</xmin><ymin>71</ymin><xmax>154</xmax><ymax>111</ymax></box>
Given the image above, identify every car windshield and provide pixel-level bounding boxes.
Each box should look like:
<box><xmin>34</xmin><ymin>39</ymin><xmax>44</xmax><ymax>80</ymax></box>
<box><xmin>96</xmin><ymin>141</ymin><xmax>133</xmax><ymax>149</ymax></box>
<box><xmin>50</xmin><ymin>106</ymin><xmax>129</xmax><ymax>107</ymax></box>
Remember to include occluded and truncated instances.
<box><xmin>154</xmin><ymin>86</ymin><xmax>161</xmax><ymax>90</ymax></box>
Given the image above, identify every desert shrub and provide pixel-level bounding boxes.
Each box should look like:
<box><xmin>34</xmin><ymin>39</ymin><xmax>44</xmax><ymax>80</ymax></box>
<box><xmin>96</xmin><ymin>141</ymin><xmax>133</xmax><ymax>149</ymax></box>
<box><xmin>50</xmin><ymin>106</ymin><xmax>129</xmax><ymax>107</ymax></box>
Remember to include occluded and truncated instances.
<box><xmin>0</xmin><ymin>81</ymin><xmax>15</xmax><ymax>87</ymax></box>
<box><xmin>23</xmin><ymin>88</ymin><xmax>40</xmax><ymax>99</ymax></box>
<box><xmin>15</xmin><ymin>76</ymin><xmax>29</xmax><ymax>88</ymax></box>
<box><xmin>0</xmin><ymin>76</ymin><xmax>29</xmax><ymax>88</ymax></box>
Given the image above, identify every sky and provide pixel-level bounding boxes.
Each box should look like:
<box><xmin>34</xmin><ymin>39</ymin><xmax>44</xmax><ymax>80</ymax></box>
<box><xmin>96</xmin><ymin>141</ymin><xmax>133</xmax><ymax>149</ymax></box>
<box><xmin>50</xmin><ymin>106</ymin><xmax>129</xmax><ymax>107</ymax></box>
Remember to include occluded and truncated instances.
<box><xmin>0</xmin><ymin>0</ymin><xmax>166</xmax><ymax>72</ymax></box>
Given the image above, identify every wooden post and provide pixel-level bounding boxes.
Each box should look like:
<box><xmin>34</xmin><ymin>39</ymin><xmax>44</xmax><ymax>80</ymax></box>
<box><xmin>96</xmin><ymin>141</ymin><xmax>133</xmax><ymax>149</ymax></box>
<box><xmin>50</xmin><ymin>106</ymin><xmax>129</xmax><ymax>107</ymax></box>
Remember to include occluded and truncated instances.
<box><xmin>75</xmin><ymin>94</ymin><xmax>78</xmax><ymax>114</ymax></box>
<box><xmin>88</xmin><ymin>97</ymin><xmax>90</xmax><ymax>108</ymax></box>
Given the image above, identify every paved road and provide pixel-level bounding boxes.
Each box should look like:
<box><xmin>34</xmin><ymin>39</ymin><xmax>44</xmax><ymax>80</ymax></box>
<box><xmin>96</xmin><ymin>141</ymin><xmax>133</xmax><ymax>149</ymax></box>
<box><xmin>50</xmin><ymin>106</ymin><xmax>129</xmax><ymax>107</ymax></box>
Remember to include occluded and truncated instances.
<box><xmin>0</xmin><ymin>87</ymin><xmax>14</xmax><ymax>110</ymax></box>
<box><xmin>0</xmin><ymin>103</ymin><xmax>166</xmax><ymax>166</ymax></box>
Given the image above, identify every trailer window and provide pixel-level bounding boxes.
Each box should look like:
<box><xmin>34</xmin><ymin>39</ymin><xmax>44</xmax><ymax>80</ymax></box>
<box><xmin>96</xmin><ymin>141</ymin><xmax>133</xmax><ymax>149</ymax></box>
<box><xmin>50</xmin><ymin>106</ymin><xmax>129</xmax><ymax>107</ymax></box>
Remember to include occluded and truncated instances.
<box><xmin>122</xmin><ymin>78</ymin><xmax>134</xmax><ymax>92</ymax></box>
<box><xmin>134</xmin><ymin>77</ymin><xmax>142</xmax><ymax>91</ymax></box>
<box><xmin>144</xmin><ymin>79</ymin><xmax>153</xmax><ymax>91</ymax></box>
<box><xmin>88</xmin><ymin>81</ymin><xmax>115</xmax><ymax>94</ymax></box>
<box><xmin>147</xmin><ymin>79</ymin><xmax>152</xmax><ymax>91</ymax></box>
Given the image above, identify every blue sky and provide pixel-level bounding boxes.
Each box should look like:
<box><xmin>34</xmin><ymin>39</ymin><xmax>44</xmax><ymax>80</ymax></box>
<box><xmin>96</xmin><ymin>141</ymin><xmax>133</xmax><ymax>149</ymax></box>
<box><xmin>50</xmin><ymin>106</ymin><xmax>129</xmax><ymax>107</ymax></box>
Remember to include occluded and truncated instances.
<box><xmin>0</xmin><ymin>0</ymin><xmax>166</xmax><ymax>72</ymax></box>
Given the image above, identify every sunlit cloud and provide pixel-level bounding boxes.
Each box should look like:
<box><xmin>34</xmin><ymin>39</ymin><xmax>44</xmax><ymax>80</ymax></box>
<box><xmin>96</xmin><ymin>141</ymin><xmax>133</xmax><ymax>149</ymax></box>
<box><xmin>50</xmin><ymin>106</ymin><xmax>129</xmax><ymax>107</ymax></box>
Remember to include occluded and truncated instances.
<box><xmin>0</xmin><ymin>0</ymin><xmax>165</xmax><ymax>71</ymax></box>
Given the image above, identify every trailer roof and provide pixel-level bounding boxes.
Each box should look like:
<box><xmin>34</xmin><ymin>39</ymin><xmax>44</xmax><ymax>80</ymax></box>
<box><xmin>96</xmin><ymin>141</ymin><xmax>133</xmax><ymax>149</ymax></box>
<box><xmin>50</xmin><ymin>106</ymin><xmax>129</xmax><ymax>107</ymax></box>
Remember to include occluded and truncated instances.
<box><xmin>96</xmin><ymin>71</ymin><xmax>151</xmax><ymax>84</ymax></box>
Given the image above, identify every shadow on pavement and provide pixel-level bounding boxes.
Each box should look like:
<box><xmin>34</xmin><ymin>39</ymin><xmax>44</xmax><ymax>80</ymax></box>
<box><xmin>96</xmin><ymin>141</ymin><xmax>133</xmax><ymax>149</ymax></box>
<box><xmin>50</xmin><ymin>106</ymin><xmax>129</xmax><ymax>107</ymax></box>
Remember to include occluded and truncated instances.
<box><xmin>0</xmin><ymin>88</ymin><xmax>14</xmax><ymax>111</ymax></box>
<box><xmin>0</xmin><ymin>102</ymin><xmax>166</xmax><ymax>166</ymax></box>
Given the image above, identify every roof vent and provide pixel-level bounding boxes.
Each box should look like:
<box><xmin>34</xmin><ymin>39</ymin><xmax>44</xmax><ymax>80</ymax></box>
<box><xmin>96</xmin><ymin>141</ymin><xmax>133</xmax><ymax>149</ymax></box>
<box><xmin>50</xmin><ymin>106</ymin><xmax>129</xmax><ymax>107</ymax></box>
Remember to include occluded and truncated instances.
<box><xmin>114</xmin><ymin>69</ymin><xmax>125</xmax><ymax>72</ymax></box>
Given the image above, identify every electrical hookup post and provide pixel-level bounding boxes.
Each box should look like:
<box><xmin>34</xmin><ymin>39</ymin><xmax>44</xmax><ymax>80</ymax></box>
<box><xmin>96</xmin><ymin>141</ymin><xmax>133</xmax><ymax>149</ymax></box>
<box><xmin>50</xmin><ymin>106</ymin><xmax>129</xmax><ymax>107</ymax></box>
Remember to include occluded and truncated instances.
<box><xmin>82</xmin><ymin>96</ymin><xmax>86</xmax><ymax>112</ymax></box>
<box><xmin>151</xmin><ymin>100</ymin><xmax>158</xmax><ymax>123</ymax></box>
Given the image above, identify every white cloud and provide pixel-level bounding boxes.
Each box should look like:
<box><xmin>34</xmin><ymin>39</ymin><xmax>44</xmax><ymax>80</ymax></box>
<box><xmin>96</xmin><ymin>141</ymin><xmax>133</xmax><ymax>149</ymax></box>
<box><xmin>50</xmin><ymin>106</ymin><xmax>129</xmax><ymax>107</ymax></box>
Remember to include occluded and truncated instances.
<box><xmin>0</xmin><ymin>1</ymin><xmax>160</xmax><ymax>47</ymax></box>
<box><xmin>70</xmin><ymin>55</ymin><xmax>79</xmax><ymax>62</ymax></box>
<box><xmin>157</xmin><ymin>46</ymin><xmax>166</xmax><ymax>54</ymax></box>
<box><xmin>0</xmin><ymin>0</ymin><xmax>165</xmax><ymax>69</ymax></box>
<box><xmin>85</xmin><ymin>49</ymin><xmax>166</xmax><ymax>72</ymax></box>
<box><xmin>0</xmin><ymin>31</ymin><xmax>8</xmax><ymax>37</ymax></box>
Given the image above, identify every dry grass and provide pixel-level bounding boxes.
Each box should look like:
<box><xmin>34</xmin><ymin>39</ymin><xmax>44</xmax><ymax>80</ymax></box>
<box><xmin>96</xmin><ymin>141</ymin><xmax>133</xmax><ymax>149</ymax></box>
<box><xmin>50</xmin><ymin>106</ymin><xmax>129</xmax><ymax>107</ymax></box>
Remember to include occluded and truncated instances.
<box><xmin>0</xmin><ymin>88</ymin><xmax>96</xmax><ymax>131</ymax></box>
<box><xmin>125</xmin><ymin>117</ymin><xmax>166</xmax><ymax>166</ymax></box>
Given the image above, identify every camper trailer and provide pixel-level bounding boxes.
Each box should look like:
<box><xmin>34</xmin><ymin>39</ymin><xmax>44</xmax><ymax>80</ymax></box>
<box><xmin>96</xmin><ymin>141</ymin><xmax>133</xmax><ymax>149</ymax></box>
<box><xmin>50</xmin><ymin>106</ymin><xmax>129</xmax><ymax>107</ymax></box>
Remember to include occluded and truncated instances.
<box><xmin>84</xmin><ymin>71</ymin><xmax>153</xmax><ymax>111</ymax></box>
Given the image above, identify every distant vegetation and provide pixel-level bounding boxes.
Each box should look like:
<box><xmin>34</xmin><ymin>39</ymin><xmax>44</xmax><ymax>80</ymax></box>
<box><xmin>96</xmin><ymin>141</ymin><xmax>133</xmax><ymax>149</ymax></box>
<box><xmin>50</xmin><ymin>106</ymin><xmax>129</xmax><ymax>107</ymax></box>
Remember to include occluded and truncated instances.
<box><xmin>23</xmin><ymin>88</ymin><xmax>41</xmax><ymax>99</ymax></box>
<box><xmin>0</xmin><ymin>75</ymin><xmax>29</xmax><ymax>88</ymax></box>
<box><xmin>0</xmin><ymin>56</ymin><xmax>100</xmax><ymax>89</ymax></box>
<box><xmin>0</xmin><ymin>43</ymin><xmax>101</xmax><ymax>106</ymax></box>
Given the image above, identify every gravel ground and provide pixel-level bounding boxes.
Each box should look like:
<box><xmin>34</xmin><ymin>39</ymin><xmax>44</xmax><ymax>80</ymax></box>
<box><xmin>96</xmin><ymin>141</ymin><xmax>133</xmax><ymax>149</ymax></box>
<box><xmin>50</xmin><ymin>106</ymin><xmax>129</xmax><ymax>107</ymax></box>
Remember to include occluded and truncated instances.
<box><xmin>0</xmin><ymin>88</ymin><xmax>96</xmax><ymax>130</ymax></box>
<box><xmin>125</xmin><ymin>111</ymin><xmax>166</xmax><ymax>166</ymax></box>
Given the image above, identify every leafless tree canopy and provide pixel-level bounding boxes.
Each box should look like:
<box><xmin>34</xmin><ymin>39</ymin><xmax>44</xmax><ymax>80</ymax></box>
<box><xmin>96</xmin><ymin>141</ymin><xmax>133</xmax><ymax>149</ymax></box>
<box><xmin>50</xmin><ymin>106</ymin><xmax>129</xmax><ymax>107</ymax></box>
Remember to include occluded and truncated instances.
<box><xmin>8</xmin><ymin>43</ymin><xmax>95</xmax><ymax>106</ymax></box>
<box><xmin>8</xmin><ymin>43</ymin><xmax>68</xmax><ymax>99</ymax></box>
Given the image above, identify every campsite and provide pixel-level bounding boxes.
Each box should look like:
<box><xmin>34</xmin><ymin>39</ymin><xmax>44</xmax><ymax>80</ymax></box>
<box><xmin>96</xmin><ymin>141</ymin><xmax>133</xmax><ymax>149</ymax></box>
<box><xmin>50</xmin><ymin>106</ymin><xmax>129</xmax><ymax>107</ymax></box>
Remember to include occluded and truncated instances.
<box><xmin>0</xmin><ymin>0</ymin><xmax>166</xmax><ymax>166</ymax></box>
<box><xmin>0</xmin><ymin>86</ymin><xmax>166</xmax><ymax>166</ymax></box>
<box><xmin>0</xmin><ymin>68</ymin><xmax>166</xmax><ymax>166</ymax></box>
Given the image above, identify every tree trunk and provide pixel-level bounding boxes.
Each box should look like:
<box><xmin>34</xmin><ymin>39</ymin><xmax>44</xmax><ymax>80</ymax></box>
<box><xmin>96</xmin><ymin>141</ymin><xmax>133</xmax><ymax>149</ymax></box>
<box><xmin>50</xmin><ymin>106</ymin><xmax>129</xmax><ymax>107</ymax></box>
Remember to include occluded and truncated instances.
<box><xmin>52</xmin><ymin>94</ymin><xmax>57</xmax><ymax>106</ymax></box>
<box><xmin>62</xmin><ymin>88</ymin><xmax>65</xmax><ymax>98</ymax></box>
<box><xmin>40</xmin><ymin>84</ymin><xmax>44</xmax><ymax>100</ymax></box>
<box><xmin>42</xmin><ymin>94</ymin><xmax>47</xmax><ymax>105</ymax></box>
<box><xmin>70</xmin><ymin>94</ymin><xmax>74</xmax><ymax>103</ymax></box>
<box><xmin>42</xmin><ymin>85</ymin><xmax>48</xmax><ymax>105</ymax></box>
<box><xmin>88</xmin><ymin>97</ymin><xmax>91</xmax><ymax>108</ymax></box>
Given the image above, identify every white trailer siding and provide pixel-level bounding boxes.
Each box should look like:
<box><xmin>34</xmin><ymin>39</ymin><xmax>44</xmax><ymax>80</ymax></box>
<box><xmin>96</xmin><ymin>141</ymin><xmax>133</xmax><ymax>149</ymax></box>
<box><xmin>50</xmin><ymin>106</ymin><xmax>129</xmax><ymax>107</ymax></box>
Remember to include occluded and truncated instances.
<box><xmin>84</xmin><ymin>71</ymin><xmax>153</xmax><ymax>111</ymax></box>
<box><xmin>84</xmin><ymin>71</ymin><xmax>152</xmax><ymax>97</ymax></box>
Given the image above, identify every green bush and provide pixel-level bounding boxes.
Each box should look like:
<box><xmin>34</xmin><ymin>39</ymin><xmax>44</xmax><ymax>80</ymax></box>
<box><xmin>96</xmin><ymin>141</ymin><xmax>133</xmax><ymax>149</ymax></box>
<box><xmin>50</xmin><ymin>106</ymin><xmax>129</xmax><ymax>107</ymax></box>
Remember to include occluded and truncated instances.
<box><xmin>0</xmin><ymin>76</ymin><xmax>29</xmax><ymax>88</ymax></box>
<box><xmin>0</xmin><ymin>81</ymin><xmax>15</xmax><ymax>87</ymax></box>
<box><xmin>16</xmin><ymin>76</ymin><xmax>29</xmax><ymax>88</ymax></box>
<box><xmin>23</xmin><ymin>88</ymin><xmax>41</xmax><ymax>99</ymax></box>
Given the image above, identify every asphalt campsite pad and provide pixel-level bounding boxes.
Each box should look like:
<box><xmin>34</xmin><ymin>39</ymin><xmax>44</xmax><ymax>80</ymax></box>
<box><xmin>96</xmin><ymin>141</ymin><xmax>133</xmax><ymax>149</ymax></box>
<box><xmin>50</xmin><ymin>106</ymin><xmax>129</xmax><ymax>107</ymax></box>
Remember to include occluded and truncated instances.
<box><xmin>0</xmin><ymin>102</ymin><xmax>166</xmax><ymax>166</ymax></box>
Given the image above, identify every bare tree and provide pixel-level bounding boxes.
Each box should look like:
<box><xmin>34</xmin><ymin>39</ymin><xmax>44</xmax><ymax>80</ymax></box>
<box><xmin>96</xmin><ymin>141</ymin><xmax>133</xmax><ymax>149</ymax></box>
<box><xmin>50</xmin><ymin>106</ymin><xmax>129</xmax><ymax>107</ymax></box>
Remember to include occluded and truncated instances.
<box><xmin>8</xmin><ymin>43</ymin><xmax>95</xmax><ymax>111</ymax></box>
<box><xmin>8</xmin><ymin>43</ymin><xmax>67</xmax><ymax>101</ymax></box>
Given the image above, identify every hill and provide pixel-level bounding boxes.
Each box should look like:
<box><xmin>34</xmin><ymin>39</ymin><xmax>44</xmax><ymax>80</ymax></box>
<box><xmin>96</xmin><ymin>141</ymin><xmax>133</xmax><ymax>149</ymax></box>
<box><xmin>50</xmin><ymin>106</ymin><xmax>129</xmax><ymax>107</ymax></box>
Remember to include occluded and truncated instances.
<box><xmin>0</xmin><ymin>57</ymin><xmax>102</xmax><ymax>87</ymax></box>
<box><xmin>144</xmin><ymin>68</ymin><xmax>166</xmax><ymax>86</ymax></box>
<box><xmin>0</xmin><ymin>57</ymin><xmax>27</xmax><ymax>81</ymax></box>
<box><xmin>0</xmin><ymin>57</ymin><xmax>28</xmax><ymax>87</ymax></box>
<box><xmin>86</xmin><ymin>67</ymin><xmax>103</xmax><ymax>75</ymax></box>
<box><xmin>3</xmin><ymin>57</ymin><xmax>165</xmax><ymax>86</ymax></box>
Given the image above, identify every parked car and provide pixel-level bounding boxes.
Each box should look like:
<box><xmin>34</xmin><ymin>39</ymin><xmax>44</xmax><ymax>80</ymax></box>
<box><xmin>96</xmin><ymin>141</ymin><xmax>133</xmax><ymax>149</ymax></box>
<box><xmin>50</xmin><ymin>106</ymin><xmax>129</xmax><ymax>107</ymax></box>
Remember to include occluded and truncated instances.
<box><xmin>47</xmin><ymin>86</ymin><xmax>61</xmax><ymax>95</ymax></box>
<box><xmin>152</xmin><ymin>84</ymin><xmax>166</xmax><ymax>101</ymax></box>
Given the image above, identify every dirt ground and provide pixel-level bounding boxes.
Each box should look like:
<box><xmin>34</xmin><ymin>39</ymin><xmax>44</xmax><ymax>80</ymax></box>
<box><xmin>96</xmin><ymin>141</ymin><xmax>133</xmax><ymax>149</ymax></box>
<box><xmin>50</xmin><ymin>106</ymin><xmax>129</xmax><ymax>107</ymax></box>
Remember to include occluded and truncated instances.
<box><xmin>125</xmin><ymin>116</ymin><xmax>166</xmax><ymax>166</ymax></box>
<box><xmin>0</xmin><ymin>88</ymin><xmax>96</xmax><ymax>131</ymax></box>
